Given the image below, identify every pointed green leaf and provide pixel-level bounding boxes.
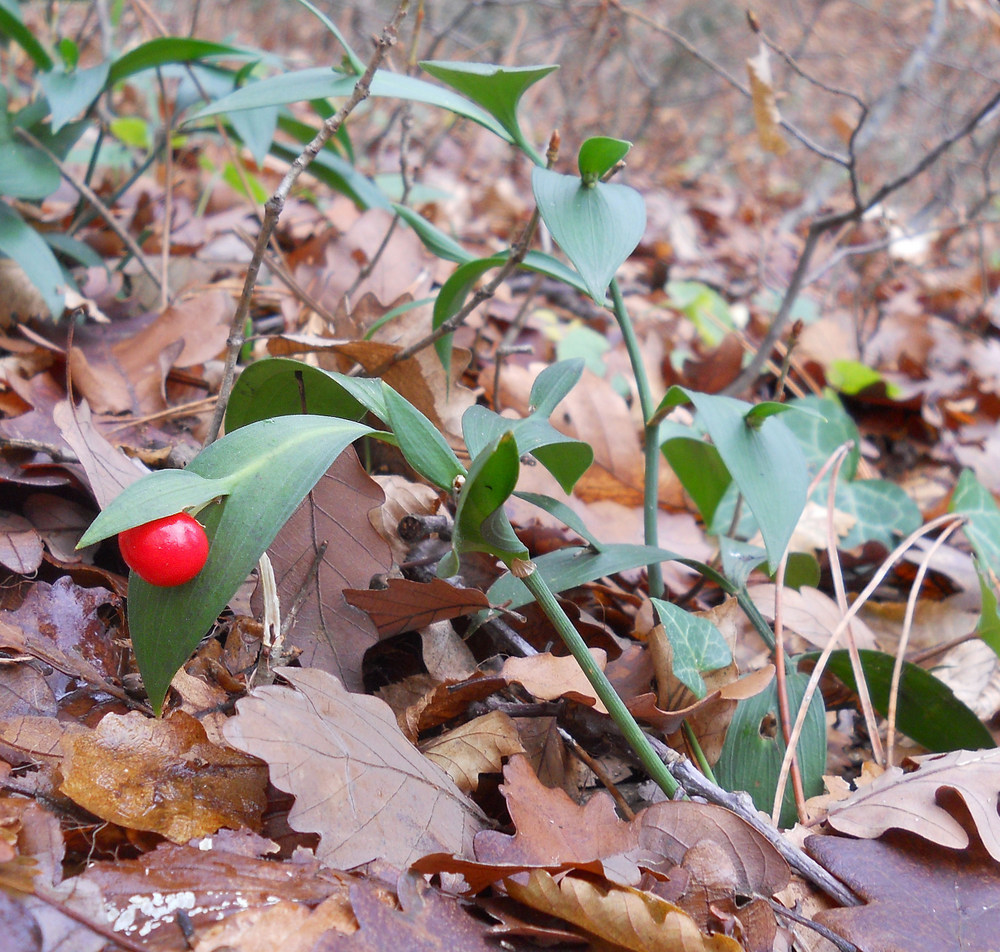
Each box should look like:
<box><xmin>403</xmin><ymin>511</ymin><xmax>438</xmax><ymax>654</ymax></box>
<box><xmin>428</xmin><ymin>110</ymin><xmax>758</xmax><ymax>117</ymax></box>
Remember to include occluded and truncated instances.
<box><xmin>290</xmin><ymin>0</ymin><xmax>364</xmax><ymax>75</ymax></box>
<box><xmin>658</xmin><ymin>387</ymin><xmax>809</xmax><ymax>571</ymax></box>
<box><xmin>383</xmin><ymin>383</ymin><xmax>465</xmax><ymax>490</ymax></box>
<box><xmin>810</xmin><ymin>649</ymin><xmax>995</xmax><ymax>752</ymax></box>
<box><xmin>0</xmin><ymin>202</ymin><xmax>65</xmax><ymax>317</ymax></box>
<box><xmin>78</xmin><ymin>469</ymin><xmax>231</xmax><ymax>547</ymax></box>
<box><xmin>128</xmin><ymin>415</ymin><xmax>372</xmax><ymax>713</ymax></box>
<box><xmin>487</xmin><ymin>543</ymin><xmax>705</xmax><ymax>611</ymax></box>
<box><xmin>977</xmin><ymin>562</ymin><xmax>1000</xmax><ymax>658</ymax></box>
<box><xmin>393</xmin><ymin>204</ymin><xmax>476</xmax><ymax>265</ymax></box>
<box><xmin>577</xmin><ymin>136</ymin><xmax>631</xmax><ymax>184</ymax></box>
<box><xmin>109</xmin><ymin>38</ymin><xmax>257</xmax><ymax>85</ymax></box>
<box><xmin>193</xmin><ymin>68</ymin><xmax>510</xmax><ymax>141</ymax></box>
<box><xmin>651</xmin><ymin>598</ymin><xmax>732</xmax><ymax>699</ymax></box>
<box><xmin>532</xmin><ymin>167</ymin><xmax>646</xmax><ymax>303</ymax></box>
<box><xmin>0</xmin><ymin>5</ymin><xmax>54</xmax><ymax>71</ymax></box>
<box><xmin>661</xmin><ymin>436</ymin><xmax>731</xmax><ymax>527</ymax></box>
<box><xmin>951</xmin><ymin>469</ymin><xmax>1000</xmax><ymax>578</ymax></box>
<box><xmin>419</xmin><ymin>60</ymin><xmax>557</xmax><ymax>156</ymax></box>
<box><xmin>529</xmin><ymin>358</ymin><xmax>584</xmax><ymax>417</ymax></box>
<box><xmin>512</xmin><ymin>492</ymin><xmax>604</xmax><ymax>550</ymax></box>
<box><xmin>225</xmin><ymin>357</ymin><xmax>375</xmax><ymax>430</ymax></box>
<box><xmin>715</xmin><ymin>670</ymin><xmax>826</xmax><ymax>827</ymax></box>
<box><xmin>39</xmin><ymin>61</ymin><xmax>110</xmax><ymax>132</ymax></box>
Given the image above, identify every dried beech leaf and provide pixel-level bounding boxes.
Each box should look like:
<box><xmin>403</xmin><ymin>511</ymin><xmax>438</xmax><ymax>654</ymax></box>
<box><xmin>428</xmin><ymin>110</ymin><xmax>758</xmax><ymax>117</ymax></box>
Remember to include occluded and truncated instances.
<box><xmin>223</xmin><ymin>667</ymin><xmax>487</xmax><ymax>870</ymax></box>
<box><xmin>344</xmin><ymin>577</ymin><xmax>489</xmax><ymax>638</ymax></box>
<box><xmin>82</xmin><ymin>841</ymin><xmax>348</xmax><ymax>945</ymax></box>
<box><xmin>501</xmin><ymin>650</ymin><xmax>609</xmax><ymax>713</ymax></box>
<box><xmin>808</xmin><ymin>829</ymin><xmax>1000</xmax><ymax>952</ymax></box>
<box><xmin>258</xmin><ymin>451</ymin><xmax>392</xmax><ymax>692</ymax></box>
<box><xmin>421</xmin><ymin>712</ymin><xmax>525</xmax><ymax>794</ymax></box>
<box><xmin>504</xmin><ymin>869</ymin><xmax>744</xmax><ymax>952</ymax></box>
<box><xmin>475</xmin><ymin>755</ymin><xmax>634</xmax><ymax>868</ymax></box>
<box><xmin>59</xmin><ymin>711</ymin><xmax>268</xmax><ymax>843</ymax></box>
<box><xmin>826</xmin><ymin>748</ymin><xmax>1000</xmax><ymax>861</ymax></box>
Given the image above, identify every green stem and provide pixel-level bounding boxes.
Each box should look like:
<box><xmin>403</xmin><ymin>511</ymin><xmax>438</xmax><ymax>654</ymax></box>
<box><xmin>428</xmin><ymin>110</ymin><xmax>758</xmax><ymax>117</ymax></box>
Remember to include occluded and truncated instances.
<box><xmin>520</xmin><ymin>564</ymin><xmax>680</xmax><ymax>798</ymax></box>
<box><xmin>681</xmin><ymin>721</ymin><xmax>717</xmax><ymax>785</ymax></box>
<box><xmin>610</xmin><ymin>278</ymin><xmax>664</xmax><ymax>598</ymax></box>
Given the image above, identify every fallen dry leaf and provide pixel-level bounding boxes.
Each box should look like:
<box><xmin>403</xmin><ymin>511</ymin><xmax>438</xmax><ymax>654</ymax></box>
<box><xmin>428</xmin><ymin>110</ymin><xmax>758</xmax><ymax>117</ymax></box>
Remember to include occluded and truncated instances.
<box><xmin>825</xmin><ymin>748</ymin><xmax>1000</xmax><ymax>861</ymax></box>
<box><xmin>421</xmin><ymin>711</ymin><xmax>525</xmax><ymax>794</ymax></box>
<box><xmin>223</xmin><ymin>666</ymin><xmax>487</xmax><ymax>870</ymax></box>
<box><xmin>501</xmin><ymin>649</ymin><xmax>609</xmax><ymax>713</ymax></box>
<box><xmin>808</xmin><ymin>827</ymin><xmax>1000</xmax><ymax>952</ymax></box>
<box><xmin>344</xmin><ymin>577</ymin><xmax>489</xmax><ymax>638</ymax></box>
<box><xmin>257</xmin><ymin>450</ymin><xmax>392</xmax><ymax>692</ymax></box>
<box><xmin>317</xmin><ymin>871</ymin><xmax>503</xmax><ymax>952</ymax></box>
<box><xmin>59</xmin><ymin>710</ymin><xmax>268</xmax><ymax>843</ymax></box>
<box><xmin>504</xmin><ymin>869</ymin><xmax>744</xmax><ymax>952</ymax></box>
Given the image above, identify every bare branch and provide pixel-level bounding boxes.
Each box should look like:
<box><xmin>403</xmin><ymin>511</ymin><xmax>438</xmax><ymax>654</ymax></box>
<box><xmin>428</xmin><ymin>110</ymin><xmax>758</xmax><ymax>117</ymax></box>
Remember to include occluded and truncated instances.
<box><xmin>203</xmin><ymin>0</ymin><xmax>411</xmax><ymax>445</ymax></box>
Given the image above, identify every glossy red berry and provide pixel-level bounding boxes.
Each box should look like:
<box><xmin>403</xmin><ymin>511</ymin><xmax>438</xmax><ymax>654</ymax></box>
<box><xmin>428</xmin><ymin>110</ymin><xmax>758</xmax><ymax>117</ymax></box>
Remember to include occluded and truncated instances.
<box><xmin>118</xmin><ymin>512</ymin><xmax>209</xmax><ymax>587</ymax></box>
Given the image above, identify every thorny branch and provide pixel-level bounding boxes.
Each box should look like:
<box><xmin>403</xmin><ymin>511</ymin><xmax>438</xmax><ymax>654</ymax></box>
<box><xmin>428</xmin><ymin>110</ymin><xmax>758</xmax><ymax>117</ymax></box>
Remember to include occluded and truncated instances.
<box><xmin>203</xmin><ymin>0</ymin><xmax>411</xmax><ymax>445</ymax></box>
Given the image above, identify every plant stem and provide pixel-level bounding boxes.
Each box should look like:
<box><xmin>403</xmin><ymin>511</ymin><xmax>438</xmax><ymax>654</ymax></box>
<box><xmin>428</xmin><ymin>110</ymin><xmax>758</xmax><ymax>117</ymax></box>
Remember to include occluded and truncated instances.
<box><xmin>681</xmin><ymin>720</ymin><xmax>717</xmax><ymax>784</ymax></box>
<box><xmin>609</xmin><ymin>278</ymin><xmax>664</xmax><ymax>598</ymax></box>
<box><xmin>519</xmin><ymin>564</ymin><xmax>680</xmax><ymax>798</ymax></box>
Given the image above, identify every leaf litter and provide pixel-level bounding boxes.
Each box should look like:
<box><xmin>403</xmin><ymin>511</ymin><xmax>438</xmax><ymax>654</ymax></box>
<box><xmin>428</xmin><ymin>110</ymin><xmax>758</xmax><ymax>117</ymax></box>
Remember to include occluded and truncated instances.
<box><xmin>2</xmin><ymin>4</ymin><xmax>1000</xmax><ymax>952</ymax></box>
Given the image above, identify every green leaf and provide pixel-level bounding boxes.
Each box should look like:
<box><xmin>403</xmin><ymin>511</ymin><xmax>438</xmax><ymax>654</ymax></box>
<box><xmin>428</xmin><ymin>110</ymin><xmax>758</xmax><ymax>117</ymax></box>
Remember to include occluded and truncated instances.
<box><xmin>781</xmin><ymin>394</ymin><xmax>860</xmax><ymax>480</ymax></box>
<box><xmin>128</xmin><ymin>415</ymin><xmax>372</xmax><ymax>714</ymax></box>
<box><xmin>383</xmin><ymin>383</ymin><xmax>465</xmax><ymax>490</ymax></box>
<box><xmin>661</xmin><ymin>437</ymin><xmax>731</xmax><ymax>527</ymax></box>
<box><xmin>39</xmin><ymin>61</ymin><xmax>110</xmax><ymax>132</ymax></box>
<box><xmin>392</xmin><ymin>204</ymin><xmax>475</xmax><ymax>265</ymax></box>
<box><xmin>977</xmin><ymin>562</ymin><xmax>1000</xmax><ymax>658</ymax></box>
<box><xmin>226</xmin><ymin>100</ymin><xmax>278</xmax><ymax>167</ymax></box>
<box><xmin>225</xmin><ymin>358</ymin><xmax>373</xmax><ymax>430</ymax></box>
<box><xmin>419</xmin><ymin>60</ymin><xmax>557</xmax><ymax>157</ymax></box>
<box><xmin>809</xmin><ymin>649</ymin><xmax>996</xmax><ymax>752</ymax></box>
<box><xmin>827</xmin><ymin>358</ymin><xmax>902</xmax><ymax>398</ymax></box>
<box><xmin>744</xmin><ymin>400</ymin><xmax>824</xmax><ymax>429</ymax></box>
<box><xmin>289</xmin><ymin>0</ymin><xmax>364</xmax><ymax>75</ymax></box>
<box><xmin>650</xmin><ymin>598</ymin><xmax>731</xmax><ymax>699</ymax></box>
<box><xmin>950</xmin><ymin>469</ymin><xmax>1000</xmax><ymax>578</ymax></box>
<box><xmin>78</xmin><ymin>469</ymin><xmax>231</xmax><ymax>547</ymax></box>
<box><xmin>0</xmin><ymin>202</ymin><xmax>66</xmax><ymax>317</ymax></box>
<box><xmin>433</xmin><ymin>255</ymin><xmax>504</xmax><ymax>375</ymax></box>
<box><xmin>719</xmin><ymin>537</ymin><xmax>768</xmax><ymax>590</ymax></box>
<box><xmin>529</xmin><ymin>358</ymin><xmax>584</xmax><ymax>417</ymax></box>
<box><xmin>665</xmin><ymin>280</ymin><xmax>736</xmax><ymax>348</ymax></box>
<box><xmin>532</xmin><ymin>167</ymin><xmax>646</xmax><ymax>304</ymax></box>
<box><xmin>657</xmin><ymin>387</ymin><xmax>809</xmax><ymax>572</ymax></box>
<box><xmin>0</xmin><ymin>139</ymin><xmax>60</xmax><ymax>199</ymax></box>
<box><xmin>269</xmin><ymin>124</ymin><xmax>390</xmax><ymax>210</ymax></box>
<box><xmin>487</xmin><ymin>543</ymin><xmax>692</xmax><ymax>610</ymax></box>
<box><xmin>512</xmin><ymin>492</ymin><xmax>604</xmax><ymax>550</ymax></box>
<box><xmin>577</xmin><ymin>136</ymin><xmax>631</xmax><ymax>184</ymax></box>
<box><xmin>441</xmin><ymin>432</ymin><xmax>527</xmax><ymax>577</ymax></box>
<box><xmin>0</xmin><ymin>5</ymin><xmax>54</xmax><ymax>71</ymax></box>
<box><xmin>194</xmin><ymin>68</ymin><xmax>511</xmax><ymax>141</ymax></box>
<box><xmin>109</xmin><ymin>38</ymin><xmax>257</xmax><ymax>86</ymax></box>
<box><xmin>834</xmin><ymin>479</ymin><xmax>921</xmax><ymax>551</ymax></box>
<box><xmin>715</xmin><ymin>669</ymin><xmax>826</xmax><ymax>827</ymax></box>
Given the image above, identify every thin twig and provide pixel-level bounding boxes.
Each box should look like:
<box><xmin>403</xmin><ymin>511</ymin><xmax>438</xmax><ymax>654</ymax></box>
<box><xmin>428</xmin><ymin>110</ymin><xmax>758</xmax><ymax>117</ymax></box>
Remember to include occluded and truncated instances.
<box><xmin>886</xmin><ymin>519</ymin><xmax>965</xmax><ymax>764</ymax></box>
<box><xmin>203</xmin><ymin>1</ymin><xmax>410</xmax><ymax>445</ymax></box>
<box><xmin>772</xmin><ymin>513</ymin><xmax>968</xmax><ymax>817</ymax></box>
<box><xmin>369</xmin><ymin>205</ymin><xmax>543</xmax><ymax>377</ymax></box>
<box><xmin>14</xmin><ymin>127</ymin><xmax>163</xmax><ymax>294</ymax></box>
<box><xmin>824</xmin><ymin>448</ymin><xmax>885</xmax><ymax>765</ymax></box>
<box><xmin>647</xmin><ymin>735</ymin><xmax>862</xmax><ymax>909</ymax></box>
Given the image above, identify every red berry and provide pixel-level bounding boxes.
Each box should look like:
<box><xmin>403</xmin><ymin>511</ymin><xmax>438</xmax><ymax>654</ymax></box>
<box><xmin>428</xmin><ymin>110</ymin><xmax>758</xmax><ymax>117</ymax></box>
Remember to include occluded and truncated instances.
<box><xmin>118</xmin><ymin>513</ymin><xmax>209</xmax><ymax>587</ymax></box>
